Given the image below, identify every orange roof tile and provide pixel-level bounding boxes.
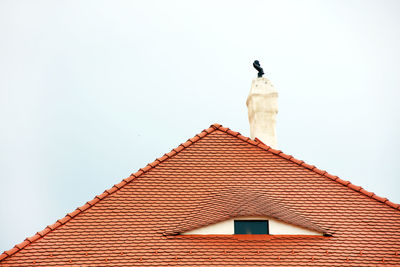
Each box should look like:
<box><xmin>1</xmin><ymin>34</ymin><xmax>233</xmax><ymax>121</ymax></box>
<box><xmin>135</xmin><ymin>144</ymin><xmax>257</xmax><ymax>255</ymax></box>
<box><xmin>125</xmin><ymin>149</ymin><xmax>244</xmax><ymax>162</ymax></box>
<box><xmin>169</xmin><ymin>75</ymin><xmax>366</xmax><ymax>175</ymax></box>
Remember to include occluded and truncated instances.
<box><xmin>1</xmin><ymin>123</ymin><xmax>400</xmax><ymax>266</ymax></box>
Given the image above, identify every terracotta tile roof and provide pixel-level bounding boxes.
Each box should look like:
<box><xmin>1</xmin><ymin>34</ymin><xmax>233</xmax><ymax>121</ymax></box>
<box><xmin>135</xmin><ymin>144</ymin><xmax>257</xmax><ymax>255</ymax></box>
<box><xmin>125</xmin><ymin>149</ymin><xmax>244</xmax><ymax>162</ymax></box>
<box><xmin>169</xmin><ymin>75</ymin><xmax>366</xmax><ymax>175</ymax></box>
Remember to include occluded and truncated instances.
<box><xmin>1</xmin><ymin>123</ymin><xmax>400</xmax><ymax>266</ymax></box>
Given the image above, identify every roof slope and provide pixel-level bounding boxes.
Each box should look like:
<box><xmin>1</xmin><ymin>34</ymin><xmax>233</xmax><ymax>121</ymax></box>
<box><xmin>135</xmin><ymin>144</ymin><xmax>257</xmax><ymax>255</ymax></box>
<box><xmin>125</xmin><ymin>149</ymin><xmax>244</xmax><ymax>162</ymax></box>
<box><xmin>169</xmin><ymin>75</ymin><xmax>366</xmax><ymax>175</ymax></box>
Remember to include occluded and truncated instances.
<box><xmin>1</xmin><ymin>123</ymin><xmax>400</xmax><ymax>266</ymax></box>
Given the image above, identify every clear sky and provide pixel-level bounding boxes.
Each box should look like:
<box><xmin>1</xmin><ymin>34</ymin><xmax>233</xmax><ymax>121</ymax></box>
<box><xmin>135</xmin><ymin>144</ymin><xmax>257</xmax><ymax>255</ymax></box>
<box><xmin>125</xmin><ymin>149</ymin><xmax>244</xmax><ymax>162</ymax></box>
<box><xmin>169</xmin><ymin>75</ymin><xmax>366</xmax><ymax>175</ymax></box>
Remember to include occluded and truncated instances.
<box><xmin>1</xmin><ymin>0</ymin><xmax>399</xmax><ymax>253</ymax></box>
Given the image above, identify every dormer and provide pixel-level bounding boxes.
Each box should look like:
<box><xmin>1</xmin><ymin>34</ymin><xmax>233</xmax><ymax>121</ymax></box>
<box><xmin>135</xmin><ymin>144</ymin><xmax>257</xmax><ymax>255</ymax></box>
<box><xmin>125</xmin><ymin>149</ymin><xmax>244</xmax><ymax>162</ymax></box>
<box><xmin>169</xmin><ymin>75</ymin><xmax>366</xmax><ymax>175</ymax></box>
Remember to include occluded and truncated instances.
<box><xmin>165</xmin><ymin>189</ymin><xmax>331</xmax><ymax>237</ymax></box>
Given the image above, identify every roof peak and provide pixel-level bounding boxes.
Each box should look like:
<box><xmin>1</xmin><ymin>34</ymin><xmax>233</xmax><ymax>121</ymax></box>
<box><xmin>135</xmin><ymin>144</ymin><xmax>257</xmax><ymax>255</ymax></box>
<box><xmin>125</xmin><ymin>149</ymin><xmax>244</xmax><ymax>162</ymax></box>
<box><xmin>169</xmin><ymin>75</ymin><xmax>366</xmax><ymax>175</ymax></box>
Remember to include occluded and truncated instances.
<box><xmin>1</xmin><ymin>123</ymin><xmax>399</xmax><ymax>262</ymax></box>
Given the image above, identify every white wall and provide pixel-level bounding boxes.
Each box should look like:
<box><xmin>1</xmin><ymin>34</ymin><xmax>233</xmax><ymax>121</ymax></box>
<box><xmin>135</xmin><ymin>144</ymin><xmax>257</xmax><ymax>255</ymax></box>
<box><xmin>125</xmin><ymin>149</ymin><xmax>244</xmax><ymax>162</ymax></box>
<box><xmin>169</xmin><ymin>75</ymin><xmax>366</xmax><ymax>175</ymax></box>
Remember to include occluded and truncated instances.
<box><xmin>183</xmin><ymin>216</ymin><xmax>321</xmax><ymax>235</ymax></box>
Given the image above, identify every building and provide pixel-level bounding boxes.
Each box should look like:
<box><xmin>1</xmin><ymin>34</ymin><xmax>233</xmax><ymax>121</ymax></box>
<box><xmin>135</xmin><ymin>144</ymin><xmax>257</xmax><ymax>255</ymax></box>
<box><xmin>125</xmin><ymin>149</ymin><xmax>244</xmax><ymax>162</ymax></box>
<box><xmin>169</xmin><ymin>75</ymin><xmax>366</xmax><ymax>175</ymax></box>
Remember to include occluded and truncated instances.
<box><xmin>1</xmin><ymin>75</ymin><xmax>400</xmax><ymax>266</ymax></box>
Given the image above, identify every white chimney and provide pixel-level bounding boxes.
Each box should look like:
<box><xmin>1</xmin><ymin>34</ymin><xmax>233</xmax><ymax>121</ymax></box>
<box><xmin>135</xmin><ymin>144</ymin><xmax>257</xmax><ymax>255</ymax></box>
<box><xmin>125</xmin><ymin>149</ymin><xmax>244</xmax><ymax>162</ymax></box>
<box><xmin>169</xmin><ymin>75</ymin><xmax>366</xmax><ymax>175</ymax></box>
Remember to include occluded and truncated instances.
<box><xmin>246</xmin><ymin>77</ymin><xmax>278</xmax><ymax>149</ymax></box>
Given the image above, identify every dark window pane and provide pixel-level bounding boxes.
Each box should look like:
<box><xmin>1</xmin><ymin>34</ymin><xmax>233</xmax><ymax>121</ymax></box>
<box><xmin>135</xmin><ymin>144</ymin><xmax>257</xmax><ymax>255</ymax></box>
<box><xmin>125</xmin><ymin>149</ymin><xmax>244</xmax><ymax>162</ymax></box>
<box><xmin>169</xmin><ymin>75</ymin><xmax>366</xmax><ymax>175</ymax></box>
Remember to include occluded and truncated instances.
<box><xmin>234</xmin><ymin>220</ymin><xmax>269</xmax><ymax>234</ymax></box>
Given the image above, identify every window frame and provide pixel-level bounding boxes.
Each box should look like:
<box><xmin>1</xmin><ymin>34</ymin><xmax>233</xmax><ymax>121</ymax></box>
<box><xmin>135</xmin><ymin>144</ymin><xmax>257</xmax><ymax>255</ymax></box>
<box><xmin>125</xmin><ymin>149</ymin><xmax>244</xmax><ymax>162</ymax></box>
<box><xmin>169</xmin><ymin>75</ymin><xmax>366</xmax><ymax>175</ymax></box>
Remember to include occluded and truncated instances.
<box><xmin>234</xmin><ymin>220</ymin><xmax>269</xmax><ymax>235</ymax></box>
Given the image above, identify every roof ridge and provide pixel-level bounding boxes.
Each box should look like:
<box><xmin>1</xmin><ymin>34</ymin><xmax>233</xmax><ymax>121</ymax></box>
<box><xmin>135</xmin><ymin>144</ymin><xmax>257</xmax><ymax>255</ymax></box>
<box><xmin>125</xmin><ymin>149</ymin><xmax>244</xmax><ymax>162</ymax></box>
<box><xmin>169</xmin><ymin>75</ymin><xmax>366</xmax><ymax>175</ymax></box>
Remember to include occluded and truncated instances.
<box><xmin>214</xmin><ymin>125</ymin><xmax>400</xmax><ymax>212</ymax></box>
<box><xmin>0</xmin><ymin>124</ymin><xmax>220</xmax><ymax>262</ymax></box>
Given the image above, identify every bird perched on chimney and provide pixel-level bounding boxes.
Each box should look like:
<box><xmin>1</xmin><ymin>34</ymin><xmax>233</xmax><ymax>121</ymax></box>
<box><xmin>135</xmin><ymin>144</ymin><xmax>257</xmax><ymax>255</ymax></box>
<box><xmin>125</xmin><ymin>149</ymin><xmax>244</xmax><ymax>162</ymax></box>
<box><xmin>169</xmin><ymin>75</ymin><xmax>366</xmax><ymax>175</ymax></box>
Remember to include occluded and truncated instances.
<box><xmin>253</xmin><ymin>60</ymin><xmax>264</xmax><ymax>78</ymax></box>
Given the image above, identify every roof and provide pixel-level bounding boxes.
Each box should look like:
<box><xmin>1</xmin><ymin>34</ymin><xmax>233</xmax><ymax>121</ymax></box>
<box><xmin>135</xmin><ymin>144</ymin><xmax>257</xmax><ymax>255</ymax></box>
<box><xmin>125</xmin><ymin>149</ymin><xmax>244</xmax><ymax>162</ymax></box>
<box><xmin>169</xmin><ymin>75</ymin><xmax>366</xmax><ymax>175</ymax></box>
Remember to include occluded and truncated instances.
<box><xmin>1</xmin><ymin>123</ymin><xmax>400</xmax><ymax>266</ymax></box>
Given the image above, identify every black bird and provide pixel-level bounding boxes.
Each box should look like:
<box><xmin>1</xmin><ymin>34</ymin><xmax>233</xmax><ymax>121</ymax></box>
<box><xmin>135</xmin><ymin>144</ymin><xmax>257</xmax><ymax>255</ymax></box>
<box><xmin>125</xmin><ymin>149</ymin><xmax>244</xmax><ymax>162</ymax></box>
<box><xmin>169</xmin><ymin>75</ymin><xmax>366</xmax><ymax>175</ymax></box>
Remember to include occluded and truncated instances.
<box><xmin>253</xmin><ymin>60</ymin><xmax>264</xmax><ymax>78</ymax></box>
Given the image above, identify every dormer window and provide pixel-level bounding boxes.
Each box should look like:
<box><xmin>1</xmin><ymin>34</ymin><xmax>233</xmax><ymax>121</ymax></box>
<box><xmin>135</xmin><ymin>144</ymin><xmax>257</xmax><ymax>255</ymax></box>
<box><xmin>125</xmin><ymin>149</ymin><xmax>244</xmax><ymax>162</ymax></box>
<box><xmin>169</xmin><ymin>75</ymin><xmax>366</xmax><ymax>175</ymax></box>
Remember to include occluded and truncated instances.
<box><xmin>234</xmin><ymin>220</ymin><xmax>269</xmax><ymax>234</ymax></box>
<box><xmin>178</xmin><ymin>216</ymin><xmax>324</xmax><ymax>236</ymax></box>
<box><xmin>166</xmin><ymin>189</ymin><xmax>329</xmax><ymax>237</ymax></box>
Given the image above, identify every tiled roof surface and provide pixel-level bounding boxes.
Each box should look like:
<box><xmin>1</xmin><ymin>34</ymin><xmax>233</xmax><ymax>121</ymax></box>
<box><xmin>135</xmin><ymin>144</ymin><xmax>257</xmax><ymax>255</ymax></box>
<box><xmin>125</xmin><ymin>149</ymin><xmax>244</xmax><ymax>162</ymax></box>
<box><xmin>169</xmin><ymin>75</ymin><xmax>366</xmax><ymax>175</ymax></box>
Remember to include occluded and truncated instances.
<box><xmin>1</xmin><ymin>123</ymin><xmax>400</xmax><ymax>266</ymax></box>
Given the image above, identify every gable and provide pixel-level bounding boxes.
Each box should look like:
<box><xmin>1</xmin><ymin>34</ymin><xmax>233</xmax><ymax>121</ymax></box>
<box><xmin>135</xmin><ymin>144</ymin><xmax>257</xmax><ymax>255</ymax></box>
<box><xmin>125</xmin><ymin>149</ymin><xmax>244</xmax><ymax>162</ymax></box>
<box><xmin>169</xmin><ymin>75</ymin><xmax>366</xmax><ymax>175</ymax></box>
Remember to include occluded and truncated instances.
<box><xmin>1</xmin><ymin>123</ymin><xmax>400</xmax><ymax>266</ymax></box>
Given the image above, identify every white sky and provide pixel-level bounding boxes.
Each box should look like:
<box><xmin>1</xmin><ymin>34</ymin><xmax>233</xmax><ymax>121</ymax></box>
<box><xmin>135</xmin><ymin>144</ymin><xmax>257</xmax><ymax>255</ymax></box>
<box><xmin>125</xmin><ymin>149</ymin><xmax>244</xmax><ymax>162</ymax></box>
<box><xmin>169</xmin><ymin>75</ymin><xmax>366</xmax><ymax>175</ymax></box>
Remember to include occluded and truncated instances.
<box><xmin>1</xmin><ymin>0</ymin><xmax>399</xmax><ymax>253</ymax></box>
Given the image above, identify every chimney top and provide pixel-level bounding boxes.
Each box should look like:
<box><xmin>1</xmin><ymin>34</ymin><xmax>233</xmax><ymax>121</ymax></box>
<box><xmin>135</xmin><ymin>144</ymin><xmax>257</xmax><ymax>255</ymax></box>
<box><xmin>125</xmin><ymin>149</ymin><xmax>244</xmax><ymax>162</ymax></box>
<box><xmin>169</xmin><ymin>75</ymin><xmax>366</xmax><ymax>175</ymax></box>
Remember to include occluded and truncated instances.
<box><xmin>253</xmin><ymin>60</ymin><xmax>265</xmax><ymax>78</ymax></box>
